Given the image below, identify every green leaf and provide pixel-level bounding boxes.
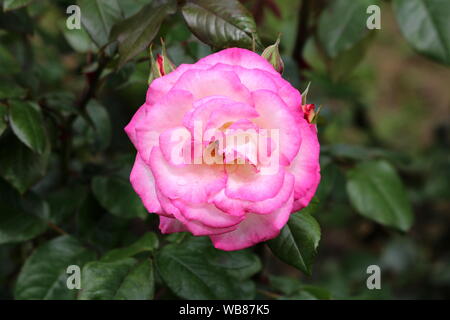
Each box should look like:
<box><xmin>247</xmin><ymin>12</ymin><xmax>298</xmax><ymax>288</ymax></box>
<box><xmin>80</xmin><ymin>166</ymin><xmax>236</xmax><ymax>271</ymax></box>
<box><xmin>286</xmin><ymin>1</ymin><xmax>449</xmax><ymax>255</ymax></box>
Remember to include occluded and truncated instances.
<box><xmin>91</xmin><ymin>175</ymin><xmax>146</xmax><ymax>219</ymax></box>
<box><xmin>269</xmin><ymin>276</ymin><xmax>332</xmax><ymax>300</ymax></box>
<box><xmin>181</xmin><ymin>0</ymin><xmax>260</xmax><ymax>50</ymax></box>
<box><xmin>0</xmin><ymin>179</ymin><xmax>48</xmax><ymax>245</ymax></box>
<box><xmin>0</xmin><ymin>105</ymin><xmax>7</xmax><ymax>137</ymax></box>
<box><xmin>118</xmin><ymin>0</ymin><xmax>150</xmax><ymax>18</ymax></box>
<box><xmin>3</xmin><ymin>0</ymin><xmax>34</xmax><ymax>11</ymax></box>
<box><xmin>42</xmin><ymin>91</ymin><xmax>77</xmax><ymax>116</ymax></box>
<box><xmin>73</xmin><ymin>99</ymin><xmax>111</xmax><ymax>151</ymax></box>
<box><xmin>393</xmin><ymin>0</ymin><xmax>450</xmax><ymax>65</ymax></box>
<box><xmin>79</xmin><ymin>258</ymin><xmax>154</xmax><ymax>300</ymax></box>
<box><xmin>14</xmin><ymin>236</ymin><xmax>96</xmax><ymax>299</ymax></box>
<box><xmin>206</xmin><ymin>248</ymin><xmax>261</xmax><ymax>281</ymax></box>
<box><xmin>281</xmin><ymin>285</ymin><xmax>332</xmax><ymax>300</ymax></box>
<box><xmin>8</xmin><ymin>100</ymin><xmax>48</xmax><ymax>154</ymax></box>
<box><xmin>0</xmin><ymin>45</ymin><xmax>20</xmax><ymax>75</ymax></box>
<box><xmin>318</xmin><ymin>0</ymin><xmax>379</xmax><ymax>58</ymax></box>
<box><xmin>85</xmin><ymin>99</ymin><xmax>111</xmax><ymax>150</ymax></box>
<box><xmin>0</xmin><ymin>8</ymin><xmax>33</xmax><ymax>34</ymax></box>
<box><xmin>78</xmin><ymin>0</ymin><xmax>123</xmax><ymax>48</ymax></box>
<box><xmin>156</xmin><ymin>238</ymin><xmax>257</xmax><ymax>299</ymax></box>
<box><xmin>63</xmin><ymin>27</ymin><xmax>97</xmax><ymax>54</ymax></box>
<box><xmin>269</xmin><ymin>275</ymin><xmax>302</xmax><ymax>296</ymax></box>
<box><xmin>346</xmin><ymin>160</ymin><xmax>414</xmax><ymax>231</ymax></box>
<box><xmin>110</xmin><ymin>0</ymin><xmax>176</xmax><ymax>68</ymax></box>
<box><xmin>101</xmin><ymin>232</ymin><xmax>159</xmax><ymax>262</ymax></box>
<box><xmin>0</xmin><ymin>134</ymin><xmax>49</xmax><ymax>194</ymax></box>
<box><xmin>268</xmin><ymin>211</ymin><xmax>321</xmax><ymax>275</ymax></box>
<box><xmin>47</xmin><ymin>185</ymin><xmax>88</xmax><ymax>225</ymax></box>
<box><xmin>0</xmin><ymin>83</ymin><xmax>27</xmax><ymax>100</ymax></box>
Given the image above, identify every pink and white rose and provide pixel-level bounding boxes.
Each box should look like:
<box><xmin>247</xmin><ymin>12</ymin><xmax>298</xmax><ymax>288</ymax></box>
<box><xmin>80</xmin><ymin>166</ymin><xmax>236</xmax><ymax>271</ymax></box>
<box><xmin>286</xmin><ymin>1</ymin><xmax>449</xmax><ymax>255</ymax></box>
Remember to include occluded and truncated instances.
<box><xmin>125</xmin><ymin>48</ymin><xmax>320</xmax><ymax>251</ymax></box>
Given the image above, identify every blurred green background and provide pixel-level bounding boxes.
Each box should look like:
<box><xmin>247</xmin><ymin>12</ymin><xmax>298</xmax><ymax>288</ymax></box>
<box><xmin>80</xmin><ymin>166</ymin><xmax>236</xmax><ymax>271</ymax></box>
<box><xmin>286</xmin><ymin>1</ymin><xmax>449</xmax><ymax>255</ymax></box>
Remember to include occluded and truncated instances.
<box><xmin>0</xmin><ymin>0</ymin><xmax>449</xmax><ymax>300</ymax></box>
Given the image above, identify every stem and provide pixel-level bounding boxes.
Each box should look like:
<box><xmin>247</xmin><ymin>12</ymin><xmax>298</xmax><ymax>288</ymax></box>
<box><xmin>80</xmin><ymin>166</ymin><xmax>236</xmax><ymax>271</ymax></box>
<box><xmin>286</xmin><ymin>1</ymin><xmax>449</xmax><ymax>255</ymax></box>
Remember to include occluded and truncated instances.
<box><xmin>47</xmin><ymin>222</ymin><xmax>68</xmax><ymax>236</ymax></box>
<box><xmin>257</xmin><ymin>289</ymin><xmax>282</xmax><ymax>299</ymax></box>
<box><xmin>293</xmin><ymin>0</ymin><xmax>311</xmax><ymax>73</ymax></box>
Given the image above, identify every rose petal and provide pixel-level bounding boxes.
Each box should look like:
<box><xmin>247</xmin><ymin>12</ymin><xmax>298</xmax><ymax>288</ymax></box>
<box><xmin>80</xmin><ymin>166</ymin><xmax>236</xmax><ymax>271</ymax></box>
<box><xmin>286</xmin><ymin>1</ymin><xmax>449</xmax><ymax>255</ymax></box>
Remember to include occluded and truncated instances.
<box><xmin>130</xmin><ymin>153</ymin><xmax>162</xmax><ymax>214</ymax></box>
<box><xmin>213</xmin><ymin>172</ymin><xmax>295</xmax><ymax>216</ymax></box>
<box><xmin>159</xmin><ymin>216</ymin><xmax>188</xmax><ymax>234</ymax></box>
<box><xmin>252</xmin><ymin>90</ymin><xmax>303</xmax><ymax>163</ymax></box>
<box><xmin>150</xmin><ymin>147</ymin><xmax>226</xmax><ymax>204</ymax></box>
<box><xmin>134</xmin><ymin>90</ymin><xmax>193</xmax><ymax>163</ymax></box>
<box><xmin>289</xmin><ymin>120</ymin><xmax>321</xmax><ymax>210</ymax></box>
<box><xmin>156</xmin><ymin>189</ymin><xmax>236</xmax><ymax>236</ymax></box>
<box><xmin>210</xmin><ymin>189</ymin><xmax>294</xmax><ymax>251</ymax></box>
<box><xmin>225</xmin><ymin>163</ymin><xmax>285</xmax><ymax>201</ymax></box>
<box><xmin>197</xmin><ymin>48</ymin><xmax>279</xmax><ymax>75</ymax></box>
<box><xmin>146</xmin><ymin>64</ymin><xmax>211</xmax><ymax>104</ymax></box>
<box><xmin>124</xmin><ymin>103</ymin><xmax>149</xmax><ymax>149</ymax></box>
<box><xmin>172</xmin><ymin>199</ymin><xmax>243</xmax><ymax>228</ymax></box>
<box><xmin>172</xmin><ymin>68</ymin><xmax>251</xmax><ymax>103</ymax></box>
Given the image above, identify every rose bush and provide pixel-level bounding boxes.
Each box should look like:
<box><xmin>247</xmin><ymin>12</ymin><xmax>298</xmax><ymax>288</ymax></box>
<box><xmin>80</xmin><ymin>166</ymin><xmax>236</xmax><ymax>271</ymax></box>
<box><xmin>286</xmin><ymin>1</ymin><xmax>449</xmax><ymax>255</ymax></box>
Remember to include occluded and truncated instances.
<box><xmin>125</xmin><ymin>48</ymin><xmax>320</xmax><ymax>251</ymax></box>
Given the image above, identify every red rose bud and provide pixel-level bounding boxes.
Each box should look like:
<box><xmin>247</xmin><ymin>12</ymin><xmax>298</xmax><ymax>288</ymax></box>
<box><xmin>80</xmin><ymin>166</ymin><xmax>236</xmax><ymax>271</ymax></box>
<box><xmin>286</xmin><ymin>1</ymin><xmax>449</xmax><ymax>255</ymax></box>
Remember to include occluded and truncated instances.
<box><xmin>148</xmin><ymin>40</ymin><xmax>176</xmax><ymax>85</ymax></box>
<box><xmin>302</xmin><ymin>104</ymin><xmax>319</xmax><ymax>124</ymax></box>
<box><xmin>156</xmin><ymin>54</ymin><xmax>165</xmax><ymax>75</ymax></box>
<box><xmin>261</xmin><ymin>36</ymin><xmax>284</xmax><ymax>74</ymax></box>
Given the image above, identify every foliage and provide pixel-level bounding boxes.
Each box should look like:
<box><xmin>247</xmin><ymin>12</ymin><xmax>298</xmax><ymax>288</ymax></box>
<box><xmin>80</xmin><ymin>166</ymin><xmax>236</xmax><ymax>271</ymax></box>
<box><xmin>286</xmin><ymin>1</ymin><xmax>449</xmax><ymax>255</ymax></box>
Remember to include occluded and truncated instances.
<box><xmin>0</xmin><ymin>0</ymin><xmax>449</xmax><ymax>300</ymax></box>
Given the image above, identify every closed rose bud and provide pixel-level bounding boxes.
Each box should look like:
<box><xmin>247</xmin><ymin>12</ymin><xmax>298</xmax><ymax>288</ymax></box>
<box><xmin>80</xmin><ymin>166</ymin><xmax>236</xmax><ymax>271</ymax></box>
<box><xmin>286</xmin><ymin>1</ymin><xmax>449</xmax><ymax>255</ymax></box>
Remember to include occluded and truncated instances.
<box><xmin>261</xmin><ymin>36</ymin><xmax>284</xmax><ymax>74</ymax></box>
<box><xmin>302</xmin><ymin>104</ymin><xmax>315</xmax><ymax>123</ymax></box>
<box><xmin>148</xmin><ymin>41</ymin><xmax>176</xmax><ymax>84</ymax></box>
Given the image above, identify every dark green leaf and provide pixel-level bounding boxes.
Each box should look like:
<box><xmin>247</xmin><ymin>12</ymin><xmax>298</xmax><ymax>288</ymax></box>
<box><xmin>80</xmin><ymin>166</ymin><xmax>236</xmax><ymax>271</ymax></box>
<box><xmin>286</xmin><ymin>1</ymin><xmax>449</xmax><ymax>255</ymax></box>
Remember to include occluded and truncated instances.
<box><xmin>298</xmin><ymin>285</ymin><xmax>332</xmax><ymax>300</ymax></box>
<box><xmin>0</xmin><ymin>105</ymin><xmax>7</xmax><ymax>136</ymax></box>
<box><xmin>73</xmin><ymin>99</ymin><xmax>111</xmax><ymax>151</ymax></box>
<box><xmin>318</xmin><ymin>0</ymin><xmax>379</xmax><ymax>58</ymax></box>
<box><xmin>156</xmin><ymin>238</ymin><xmax>257</xmax><ymax>299</ymax></box>
<box><xmin>207</xmin><ymin>248</ymin><xmax>261</xmax><ymax>281</ymax></box>
<box><xmin>181</xmin><ymin>0</ymin><xmax>260</xmax><ymax>49</ymax></box>
<box><xmin>14</xmin><ymin>236</ymin><xmax>96</xmax><ymax>299</ymax></box>
<box><xmin>110</xmin><ymin>0</ymin><xmax>176</xmax><ymax>68</ymax></box>
<box><xmin>0</xmin><ymin>83</ymin><xmax>26</xmax><ymax>100</ymax></box>
<box><xmin>0</xmin><ymin>45</ymin><xmax>21</xmax><ymax>75</ymax></box>
<box><xmin>0</xmin><ymin>180</ymin><xmax>48</xmax><ymax>245</ymax></box>
<box><xmin>91</xmin><ymin>175</ymin><xmax>146</xmax><ymax>219</ymax></box>
<box><xmin>78</xmin><ymin>0</ymin><xmax>123</xmax><ymax>48</ymax></box>
<box><xmin>0</xmin><ymin>134</ymin><xmax>49</xmax><ymax>194</ymax></box>
<box><xmin>42</xmin><ymin>92</ymin><xmax>77</xmax><ymax>116</ymax></box>
<box><xmin>118</xmin><ymin>0</ymin><xmax>150</xmax><ymax>18</ymax></box>
<box><xmin>85</xmin><ymin>99</ymin><xmax>111</xmax><ymax>150</ymax></box>
<box><xmin>268</xmin><ymin>211</ymin><xmax>321</xmax><ymax>275</ymax></box>
<box><xmin>3</xmin><ymin>0</ymin><xmax>34</xmax><ymax>11</ymax></box>
<box><xmin>8</xmin><ymin>100</ymin><xmax>48</xmax><ymax>154</ymax></box>
<box><xmin>47</xmin><ymin>185</ymin><xmax>88</xmax><ymax>225</ymax></box>
<box><xmin>346</xmin><ymin>160</ymin><xmax>414</xmax><ymax>231</ymax></box>
<box><xmin>269</xmin><ymin>275</ymin><xmax>302</xmax><ymax>296</ymax></box>
<box><xmin>79</xmin><ymin>258</ymin><xmax>154</xmax><ymax>300</ymax></box>
<box><xmin>101</xmin><ymin>232</ymin><xmax>159</xmax><ymax>262</ymax></box>
<box><xmin>280</xmin><ymin>285</ymin><xmax>332</xmax><ymax>300</ymax></box>
<box><xmin>0</xmin><ymin>7</ymin><xmax>33</xmax><ymax>34</ymax></box>
<box><xmin>393</xmin><ymin>0</ymin><xmax>450</xmax><ymax>65</ymax></box>
<box><xmin>63</xmin><ymin>26</ymin><xmax>97</xmax><ymax>54</ymax></box>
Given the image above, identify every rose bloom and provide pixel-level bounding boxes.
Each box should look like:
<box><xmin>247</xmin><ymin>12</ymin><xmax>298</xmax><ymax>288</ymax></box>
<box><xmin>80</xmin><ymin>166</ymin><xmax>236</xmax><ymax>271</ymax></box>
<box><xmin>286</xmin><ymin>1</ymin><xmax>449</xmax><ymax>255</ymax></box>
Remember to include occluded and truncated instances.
<box><xmin>125</xmin><ymin>48</ymin><xmax>320</xmax><ymax>251</ymax></box>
